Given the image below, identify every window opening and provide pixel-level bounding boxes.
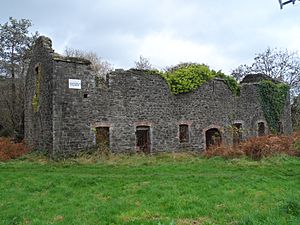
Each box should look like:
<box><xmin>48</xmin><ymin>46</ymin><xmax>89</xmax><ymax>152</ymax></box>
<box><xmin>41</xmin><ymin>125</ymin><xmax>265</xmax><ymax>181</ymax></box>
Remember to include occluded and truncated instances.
<box><xmin>258</xmin><ymin>122</ymin><xmax>265</xmax><ymax>136</ymax></box>
<box><xmin>179</xmin><ymin>124</ymin><xmax>189</xmax><ymax>143</ymax></box>
<box><xmin>278</xmin><ymin>122</ymin><xmax>283</xmax><ymax>134</ymax></box>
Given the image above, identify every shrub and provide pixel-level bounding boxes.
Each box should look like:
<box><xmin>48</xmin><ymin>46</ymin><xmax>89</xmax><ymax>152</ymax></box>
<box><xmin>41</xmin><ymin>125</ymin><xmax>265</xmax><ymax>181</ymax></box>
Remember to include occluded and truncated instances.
<box><xmin>203</xmin><ymin>133</ymin><xmax>300</xmax><ymax>160</ymax></box>
<box><xmin>240</xmin><ymin>135</ymin><xmax>293</xmax><ymax>160</ymax></box>
<box><xmin>162</xmin><ymin>63</ymin><xmax>239</xmax><ymax>95</ymax></box>
<box><xmin>291</xmin><ymin>132</ymin><xmax>300</xmax><ymax>156</ymax></box>
<box><xmin>0</xmin><ymin>138</ymin><xmax>30</xmax><ymax>161</ymax></box>
<box><xmin>202</xmin><ymin>144</ymin><xmax>244</xmax><ymax>159</ymax></box>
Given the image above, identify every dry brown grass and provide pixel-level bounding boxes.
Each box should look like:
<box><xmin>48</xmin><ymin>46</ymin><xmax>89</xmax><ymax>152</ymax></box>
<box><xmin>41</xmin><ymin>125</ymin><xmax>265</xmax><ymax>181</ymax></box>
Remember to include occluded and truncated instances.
<box><xmin>0</xmin><ymin>137</ymin><xmax>30</xmax><ymax>161</ymax></box>
<box><xmin>203</xmin><ymin>132</ymin><xmax>300</xmax><ymax>160</ymax></box>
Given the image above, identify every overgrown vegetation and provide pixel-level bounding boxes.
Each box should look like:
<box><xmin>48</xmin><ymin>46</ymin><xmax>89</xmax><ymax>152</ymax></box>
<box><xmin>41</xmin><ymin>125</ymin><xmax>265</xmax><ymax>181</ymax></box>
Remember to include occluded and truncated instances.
<box><xmin>0</xmin><ymin>137</ymin><xmax>30</xmax><ymax>161</ymax></box>
<box><xmin>203</xmin><ymin>132</ymin><xmax>300</xmax><ymax>160</ymax></box>
<box><xmin>161</xmin><ymin>63</ymin><xmax>240</xmax><ymax>95</ymax></box>
<box><xmin>32</xmin><ymin>65</ymin><xmax>41</xmax><ymax>112</ymax></box>
<box><xmin>0</xmin><ymin>153</ymin><xmax>299</xmax><ymax>225</ymax></box>
<box><xmin>258</xmin><ymin>80</ymin><xmax>289</xmax><ymax>133</ymax></box>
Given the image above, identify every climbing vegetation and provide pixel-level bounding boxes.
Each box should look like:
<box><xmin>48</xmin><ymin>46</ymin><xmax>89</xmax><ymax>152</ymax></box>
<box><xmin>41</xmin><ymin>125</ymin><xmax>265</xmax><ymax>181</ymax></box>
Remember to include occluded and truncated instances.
<box><xmin>32</xmin><ymin>65</ymin><xmax>41</xmax><ymax>113</ymax></box>
<box><xmin>160</xmin><ymin>63</ymin><xmax>240</xmax><ymax>95</ymax></box>
<box><xmin>258</xmin><ymin>80</ymin><xmax>289</xmax><ymax>134</ymax></box>
<box><xmin>32</xmin><ymin>94</ymin><xmax>39</xmax><ymax>112</ymax></box>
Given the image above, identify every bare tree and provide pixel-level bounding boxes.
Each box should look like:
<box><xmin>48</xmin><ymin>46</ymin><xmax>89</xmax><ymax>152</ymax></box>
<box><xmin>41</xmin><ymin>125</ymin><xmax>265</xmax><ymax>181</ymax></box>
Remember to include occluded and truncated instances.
<box><xmin>134</xmin><ymin>55</ymin><xmax>153</xmax><ymax>70</ymax></box>
<box><xmin>0</xmin><ymin>17</ymin><xmax>38</xmax><ymax>139</ymax></box>
<box><xmin>64</xmin><ymin>47</ymin><xmax>113</xmax><ymax>80</ymax></box>
<box><xmin>231</xmin><ymin>47</ymin><xmax>300</xmax><ymax>96</ymax></box>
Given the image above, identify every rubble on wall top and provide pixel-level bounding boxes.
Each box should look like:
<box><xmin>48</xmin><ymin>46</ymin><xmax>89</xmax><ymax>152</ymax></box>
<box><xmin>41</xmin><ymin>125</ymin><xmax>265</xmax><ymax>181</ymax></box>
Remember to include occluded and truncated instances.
<box><xmin>52</xmin><ymin>53</ymin><xmax>91</xmax><ymax>65</ymax></box>
<box><xmin>34</xmin><ymin>36</ymin><xmax>91</xmax><ymax>65</ymax></box>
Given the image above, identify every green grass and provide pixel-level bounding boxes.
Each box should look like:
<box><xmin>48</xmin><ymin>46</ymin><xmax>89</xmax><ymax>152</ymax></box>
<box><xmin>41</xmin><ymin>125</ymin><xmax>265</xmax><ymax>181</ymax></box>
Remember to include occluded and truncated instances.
<box><xmin>0</xmin><ymin>154</ymin><xmax>299</xmax><ymax>225</ymax></box>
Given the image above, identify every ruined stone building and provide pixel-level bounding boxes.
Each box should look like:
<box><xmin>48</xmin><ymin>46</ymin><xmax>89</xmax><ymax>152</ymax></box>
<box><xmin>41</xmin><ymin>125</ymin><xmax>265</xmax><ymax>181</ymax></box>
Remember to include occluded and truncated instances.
<box><xmin>24</xmin><ymin>37</ymin><xmax>292</xmax><ymax>156</ymax></box>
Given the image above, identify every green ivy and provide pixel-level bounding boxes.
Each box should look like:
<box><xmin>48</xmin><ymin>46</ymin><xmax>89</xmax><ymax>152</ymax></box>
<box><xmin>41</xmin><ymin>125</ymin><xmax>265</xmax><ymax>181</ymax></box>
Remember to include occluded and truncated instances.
<box><xmin>32</xmin><ymin>94</ymin><xmax>39</xmax><ymax>112</ymax></box>
<box><xmin>216</xmin><ymin>73</ymin><xmax>240</xmax><ymax>96</ymax></box>
<box><xmin>161</xmin><ymin>64</ymin><xmax>240</xmax><ymax>95</ymax></box>
<box><xmin>258</xmin><ymin>80</ymin><xmax>289</xmax><ymax>134</ymax></box>
<box><xmin>32</xmin><ymin>65</ymin><xmax>41</xmax><ymax>113</ymax></box>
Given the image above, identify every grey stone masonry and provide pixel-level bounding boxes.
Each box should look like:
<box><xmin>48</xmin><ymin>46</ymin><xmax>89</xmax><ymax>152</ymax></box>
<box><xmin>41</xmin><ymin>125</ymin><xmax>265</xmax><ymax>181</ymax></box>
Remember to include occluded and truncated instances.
<box><xmin>24</xmin><ymin>37</ymin><xmax>293</xmax><ymax>156</ymax></box>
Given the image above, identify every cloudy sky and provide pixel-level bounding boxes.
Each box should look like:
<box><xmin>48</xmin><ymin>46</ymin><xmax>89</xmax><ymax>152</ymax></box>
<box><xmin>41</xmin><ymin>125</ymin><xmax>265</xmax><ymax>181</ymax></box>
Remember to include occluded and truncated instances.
<box><xmin>1</xmin><ymin>0</ymin><xmax>300</xmax><ymax>73</ymax></box>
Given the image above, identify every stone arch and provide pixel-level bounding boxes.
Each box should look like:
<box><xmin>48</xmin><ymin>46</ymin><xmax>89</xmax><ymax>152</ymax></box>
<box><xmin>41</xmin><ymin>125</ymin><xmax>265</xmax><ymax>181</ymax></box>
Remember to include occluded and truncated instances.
<box><xmin>203</xmin><ymin>125</ymin><xmax>222</xmax><ymax>150</ymax></box>
<box><xmin>257</xmin><ymin>120</ymin><xmax>267</xmax><ymax>136</ymax></box>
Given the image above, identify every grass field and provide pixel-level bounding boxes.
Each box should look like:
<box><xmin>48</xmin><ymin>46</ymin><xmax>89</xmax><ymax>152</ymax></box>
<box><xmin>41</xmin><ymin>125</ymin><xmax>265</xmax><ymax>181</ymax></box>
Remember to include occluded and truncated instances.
<box><xmin>0</xmin><ymin>154</ymin><xmax>299</xmax><ymax>225</ymax></box>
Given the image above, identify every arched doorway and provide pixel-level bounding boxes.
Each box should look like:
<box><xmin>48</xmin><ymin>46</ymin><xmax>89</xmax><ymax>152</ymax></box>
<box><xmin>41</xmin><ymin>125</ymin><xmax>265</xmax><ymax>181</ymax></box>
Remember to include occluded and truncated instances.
<box><xmin>258</xmin><ymin>122</ymin><xmax>265</xmax><ymax>136</ymax></box>
<box><xmin>206</xmin><ymin>128</ymin><xmax>222</xmax><ymax>149</ymax></box>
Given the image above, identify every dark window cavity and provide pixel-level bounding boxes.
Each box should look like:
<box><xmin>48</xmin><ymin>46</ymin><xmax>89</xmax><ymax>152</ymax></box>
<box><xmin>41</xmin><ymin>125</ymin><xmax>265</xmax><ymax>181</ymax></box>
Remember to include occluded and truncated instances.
<box><xmin>278</xmin><ymin>122</ymin><xmax>283</xmax><ymax>134</ymax></box>
<box><xmin>179</xmin><ymin>124</ymin><xmax>189</xmax><ymax>143</ymax></box>
<box><xmin>258</xmin><ymin>122</ymin><xmax>265</xmax><ymax>136</ymax></box>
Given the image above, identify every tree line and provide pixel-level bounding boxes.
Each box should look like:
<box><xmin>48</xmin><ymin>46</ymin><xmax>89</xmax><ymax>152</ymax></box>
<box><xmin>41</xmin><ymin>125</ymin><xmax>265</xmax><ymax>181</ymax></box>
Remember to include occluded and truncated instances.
<box><xmin>1</xmin><ymin>17</ymin><xmax>300</xmax><ymax>141</ymax></box>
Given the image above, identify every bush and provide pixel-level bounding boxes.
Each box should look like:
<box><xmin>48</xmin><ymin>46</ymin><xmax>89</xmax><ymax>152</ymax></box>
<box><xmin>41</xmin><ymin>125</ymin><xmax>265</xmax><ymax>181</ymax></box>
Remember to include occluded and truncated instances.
<box><xmin>203</xmin><ymin>133</ymin><xmax>300</xmax><ymax>160</ymax></box>
<box><xmin>240</xmin><ymin>135</ymin><xmax>293</xmax><ymax>160</ymax></box>
<box><xmin>162</xmin><ymin>63</ymin><xmax>239</xmax><ymax>95</ymax></box>
<box><xmin>202</xmin><ymin>144</ymin><xmax>244</xmax><ymax>159</ymax></box>
<box><xmin>291</xmin><ymin>132</ymin><xmax>300</xmax><ymax>156</ymax></box>
<box><xmin>0</xmin><ymin>137</ymin><xmax>30</xmax><ymax>161</ymax></box>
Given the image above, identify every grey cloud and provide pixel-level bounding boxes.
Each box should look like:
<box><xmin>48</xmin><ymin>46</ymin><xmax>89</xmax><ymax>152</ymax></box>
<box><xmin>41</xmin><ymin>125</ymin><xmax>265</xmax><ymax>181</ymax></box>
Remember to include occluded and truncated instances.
<box><xmin>1</xmin><ymin>0</ymin><xmax>300</xmax><ymax>71</ymax></box>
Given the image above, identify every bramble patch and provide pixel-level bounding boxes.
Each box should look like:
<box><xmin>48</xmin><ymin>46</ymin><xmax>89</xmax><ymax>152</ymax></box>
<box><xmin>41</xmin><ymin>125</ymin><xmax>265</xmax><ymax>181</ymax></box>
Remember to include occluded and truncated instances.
<box><xmin>0</xmin><ymin>138</ymin><xmax>30</xmax><ymax>161</ymax></box>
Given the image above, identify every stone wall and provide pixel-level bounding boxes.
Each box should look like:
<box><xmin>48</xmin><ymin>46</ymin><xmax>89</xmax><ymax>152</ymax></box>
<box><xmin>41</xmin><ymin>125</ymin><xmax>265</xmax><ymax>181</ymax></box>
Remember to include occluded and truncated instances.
<box><xmin>24</xmin><ymin>37</ymin><xmax>54</xmax><ymax>154</ymax></box>
<box><xmin>24</xmin><ymin>37</ymin><xmax>293</xmax><ymax>156</ymax></box>
<box><xmin>52</xmin><ymin>58</ymin><xmax>95</xmax><ymax>155</ymax></box>
<box><xmin>96</xmin><ymin>70</ymin><xmax>177</xmax><ymax>153</ymax></box>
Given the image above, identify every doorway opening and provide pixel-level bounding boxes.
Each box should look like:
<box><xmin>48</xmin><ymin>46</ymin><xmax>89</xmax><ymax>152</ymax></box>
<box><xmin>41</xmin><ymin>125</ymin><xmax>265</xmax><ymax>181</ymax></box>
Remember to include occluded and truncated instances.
<box><xmin>233</xmin><ymin>123</ymin><xmax>242</xmax><ymax>146</ymax></box>
<box><xmin>96</xmin><ymin>127</ymin><xmax>110</xmax><ymax>149</ymax></box>
<box><xmin>136</xmin><ymin>126</ymin><xmax>151</xmax><ymax>154</ymax></box>
<box><xmin>206</xmin><ymin>128</ymin><xmax>222</xmax><ymax>149</ymax></box>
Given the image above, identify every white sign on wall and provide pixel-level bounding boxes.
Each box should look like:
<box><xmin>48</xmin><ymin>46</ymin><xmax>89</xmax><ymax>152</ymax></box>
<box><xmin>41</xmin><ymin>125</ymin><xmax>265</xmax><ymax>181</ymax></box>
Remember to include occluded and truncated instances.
<box><xmin>68</xmin><ymin>79</ymin><xmax>81</xmax><ymax>89</ymax></box>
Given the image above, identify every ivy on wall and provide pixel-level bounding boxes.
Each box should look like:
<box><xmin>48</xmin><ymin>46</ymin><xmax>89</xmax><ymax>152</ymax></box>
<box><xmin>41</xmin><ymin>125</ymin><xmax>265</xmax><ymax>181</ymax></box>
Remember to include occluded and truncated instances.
<box><xmin>216</xmin><ymin>73</ymin><xmax>240</xmax><ymax>96</ymax></box>
<box><xmin>32</xmin><ymin>65</ymin><xmax>42</xmax><ymax>113</ymax></box>
<box><xmin>258</xmin><ymin>80</ymin><xmax>289</xmax><ymax>134</ymax></box>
